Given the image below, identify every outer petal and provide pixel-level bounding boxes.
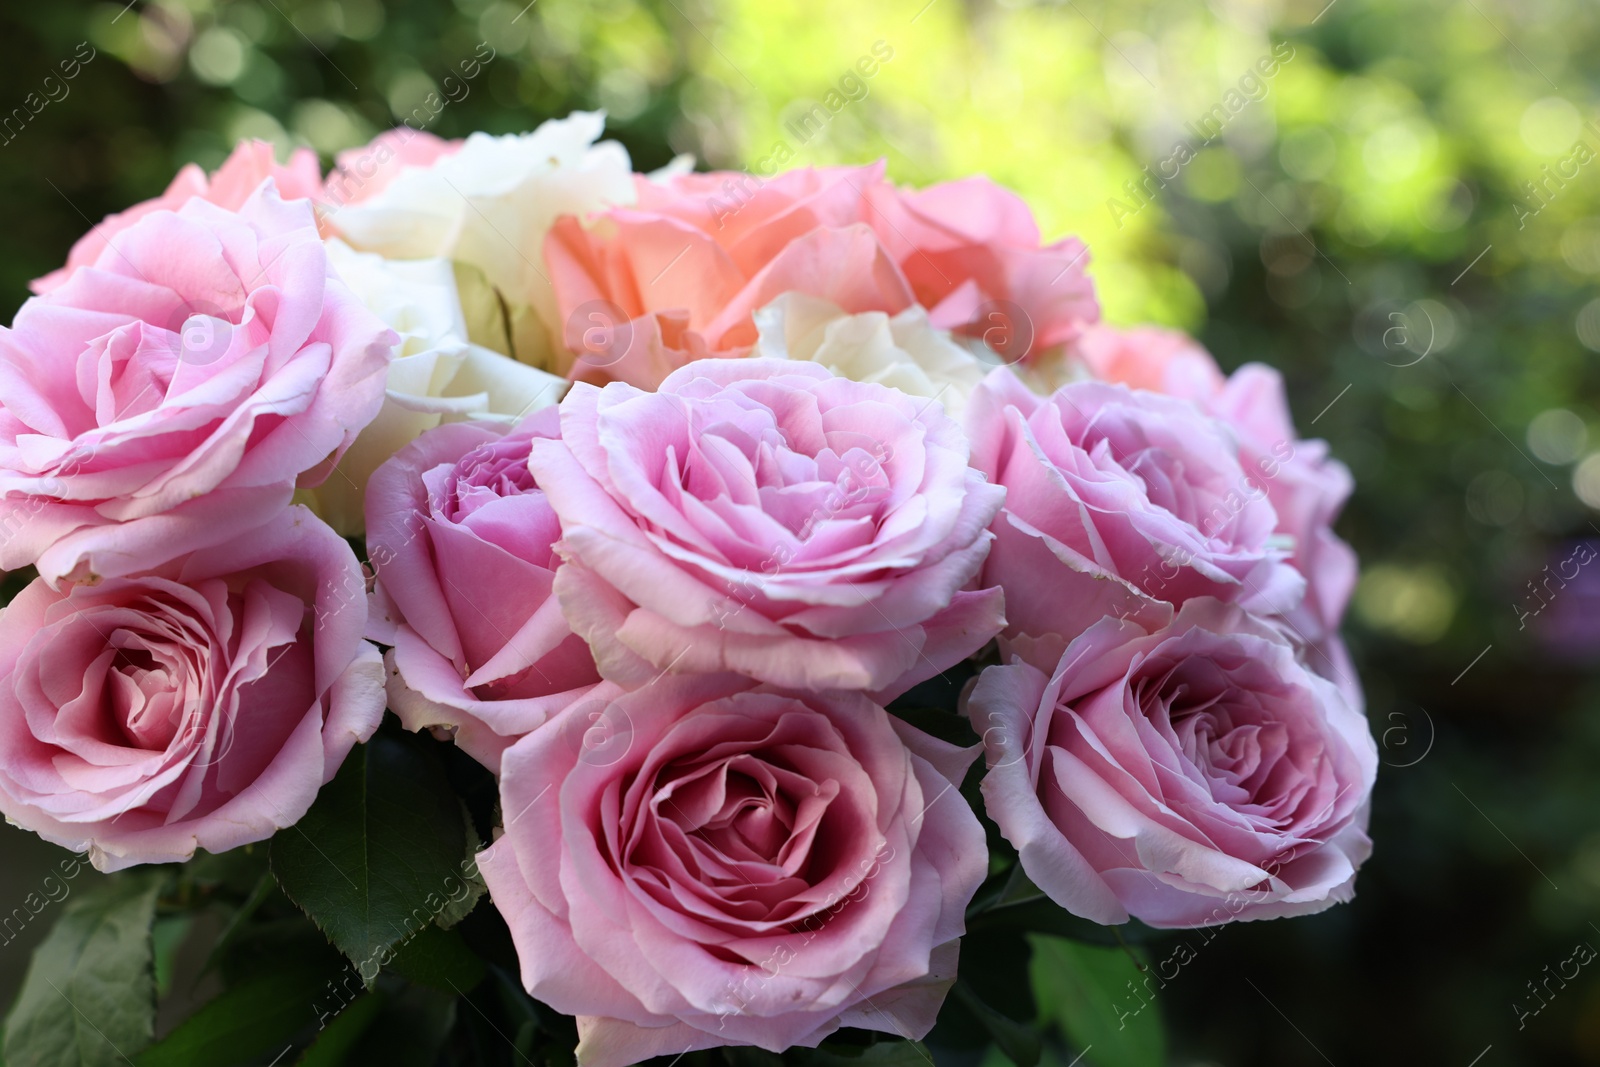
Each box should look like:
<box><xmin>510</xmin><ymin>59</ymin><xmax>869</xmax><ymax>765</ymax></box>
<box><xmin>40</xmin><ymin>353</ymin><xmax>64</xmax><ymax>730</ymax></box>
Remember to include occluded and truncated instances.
<box><xmin>967</xmin><ymin>661</ymin><xmax>1129</xmax><ymax>924</ymax></box>
<box><xmin>481</xmin><ymin>677</ymin><xmax>986</xmax><ymax>1059</ymax></box>
<box><xmin>0</xmin><ymin>507</ymin><xmax>385</xmax><ymax>871</ymax></box>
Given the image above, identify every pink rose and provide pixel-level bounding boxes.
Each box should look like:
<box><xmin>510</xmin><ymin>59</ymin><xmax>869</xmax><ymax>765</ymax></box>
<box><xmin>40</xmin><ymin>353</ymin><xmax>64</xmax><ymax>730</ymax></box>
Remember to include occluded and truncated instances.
<box><xmin>865</xmin><ymin>176</ymin><xmax>1100</xmax><ymax>363</ymax></box>
<box><xmin>967</xmin><ymin>598</ymin><xmax>1376</xmax><ymax>928</ymax></box>
<box><xmin>478</xmin><ymin>674</ymin><xmax>986</xmax><ymax>1066</ymax></box>
<box><xmin>323</xmin><ymin>128</ymin><xmax>460</xmax><ymax>209</ymax></box>
<box><xmin>968</xmin><ymin>368</ymin><xmax>1304</xmax><ymax>664</ymax></box>
<box><xmin>1206</xmin><ymin>365</ymin><xmax>1359</xmax><ymax>702</ymax></box>
<box><xmin>0</xmin><ymin>506</ymin><xmax>385</xmax><ymax>872</ymax></box>
<box><xmin>32</xmin><ymin>140</ymin><xmax>325</xmax><ymax>295</ymax></box>
<box><xmin>545</xmin><ymin>164</ymin><xmax>914</xmax><ymax>388</ymax></box>
<box><xmin>1069</xmin><ymin>323</ymin><xmax>1226</xmax><ymax>398</ymax></box>
<box><xmin>529</xmin><ymin>359</ymin><xmax>1006</xmax><ymax>696</ymax></box>
<box><xmin>366</xmin><ymin>411</ymin><xmax>601</xmax><ymax>771</ymax></box>
<box><xmin>0</xmin><ymin>186</ymin><xmax>397</xmax><ymax>583</ymax></box>
<box><xmin>1068</xmin><ymin>325</ymin><xmax>1359</xmax><ymax>702</ymax></box>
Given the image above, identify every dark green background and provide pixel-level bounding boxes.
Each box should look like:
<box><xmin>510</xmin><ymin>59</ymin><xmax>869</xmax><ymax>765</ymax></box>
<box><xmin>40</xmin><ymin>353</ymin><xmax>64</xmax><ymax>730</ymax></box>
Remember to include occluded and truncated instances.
<box><xmin>2</xmin><ymin>0</ymin><xmax>1598</xmax><ymax>1063</ymax></box>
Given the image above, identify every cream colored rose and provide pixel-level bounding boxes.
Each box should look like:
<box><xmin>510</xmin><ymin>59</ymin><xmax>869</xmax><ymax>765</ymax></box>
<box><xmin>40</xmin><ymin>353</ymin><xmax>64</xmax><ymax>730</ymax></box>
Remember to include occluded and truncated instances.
<box><xmin>300</xmin><ymin>240</ymin><xmax>566</xmax><ymax>534</ymax></box>
<box><xmin>324</xmin><ymin>112</ymin><xmax>635</xmax><ymax>373</ymax></box>
<box><xmin>752</xmin><ymin>292</ymin><xmax>994</xmax><ymax>417</ymax></box>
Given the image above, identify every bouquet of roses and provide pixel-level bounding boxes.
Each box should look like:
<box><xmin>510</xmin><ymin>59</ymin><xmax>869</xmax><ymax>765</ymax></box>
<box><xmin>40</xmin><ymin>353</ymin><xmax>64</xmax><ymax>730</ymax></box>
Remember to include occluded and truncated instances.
<box><xmin>0</xmin><ymin>112</ymin><xmax>1375</xmax><ymax>1067</ymax></box>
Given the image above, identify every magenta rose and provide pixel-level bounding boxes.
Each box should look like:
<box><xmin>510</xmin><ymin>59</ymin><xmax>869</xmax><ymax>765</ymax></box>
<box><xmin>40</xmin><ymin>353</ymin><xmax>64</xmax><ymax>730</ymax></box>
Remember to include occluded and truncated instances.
<box><xmin>967</xmin><ymin>598</ymin><xmax>1376</xmax><ymax>928</ymax></box>
<box><xmin>528</xmin><ymin>359</ymin><xmax>1006</xmax><ymax>696</ymax></box>
<box><xmin>0</xmin><ymin>506</ymin><xmax>385</xmax><ymax>871</ymax></box>
<box><xmin>478</xmin><ymin>673</ymin><xmax>986</xmax><ymax>1066</ymax></box>
<box><xmin>0</xmin><ymin>185</ymin><xmax>396</xmax><ymax>584</ymax></box>
<box><xmin>968</xmin><ymin>368</ymin><xmax>1304</xmax><ymax>664</ymax></box>
<box><xmin>366</xmin><ymin>411</ymin><xmax>602</xmax><ymax>771</ymax></box>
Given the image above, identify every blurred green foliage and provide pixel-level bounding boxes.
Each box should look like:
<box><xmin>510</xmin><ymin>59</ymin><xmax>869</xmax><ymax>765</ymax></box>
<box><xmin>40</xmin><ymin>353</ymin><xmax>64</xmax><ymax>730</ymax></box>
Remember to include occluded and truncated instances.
<box><xmin>3</xmin><ymin>0</ymin><xmax>1600</xmax><ymax>1062</ymax></box>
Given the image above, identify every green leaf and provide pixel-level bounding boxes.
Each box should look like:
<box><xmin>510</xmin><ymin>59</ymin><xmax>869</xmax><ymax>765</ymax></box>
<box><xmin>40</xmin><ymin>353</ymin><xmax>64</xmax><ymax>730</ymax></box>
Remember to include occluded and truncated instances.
<box><xmin>270</xmin><ymin>728</ymin><xmax>470</xmax><ymax>976</ymax></box>
<box><xmin>434</xmin><ymin>810</ymin><xmax>485</xmax><ymax>930</ymax></box>
<box><xmin>3</xmin><ymin>871</ymin><xmax>164</xmax><ymax>1067</ymax></box>
<box><xmin>385</xmin><ymin>924</ymin><xmax>486</xmax><ymax>993</ymax></box>
<box><xmin>178</xmin><ymin>843</ymin><xmax>271</xmax><ymax>898</ymax></box>
<box><xmin>952</xmin><ymin>980</ymin><xmax>1041</xmax><ymax>1067</ymax></box>
<box><xmin>1028</xmin><ymin>935</ymin><xmax>1165</xmax><ymax>1067</ymax></box>
<box><xmin>294</xmin><ymin>990</ymin><xmax>385</xmax><ymax>1067</ymax></box>
<box><xmin>344</xmin><ymin>985</ymin><xmax>458</xmax><ymax>1067</ymax></box>
<box><xmin>798</xmin><ymin>1039</ymin><xmax>938</xmax><ymax>1066</ymax></box>
<box><xmin>198</xmin><ymin>872</ymin><xmax>280</xmax><ymax>979</ymax></box>
<box><xmin>150</xmin><ymin>916</ymin><xmax>191</xmax><ymax>1000</ymax></box>
<box><xmin>213</xmin><ymin>916</ymin><xmax>338</xmax><ymax>990</ymax></box>
<box><xmin>132</xmin><ymin>960</ymin><xmax>335</xmax><ymax>1067</ymax></box>
<box><xmin>969</xmin><ymin>898</ymin><xmax>1159</xmax><ymax>947</ymax></box>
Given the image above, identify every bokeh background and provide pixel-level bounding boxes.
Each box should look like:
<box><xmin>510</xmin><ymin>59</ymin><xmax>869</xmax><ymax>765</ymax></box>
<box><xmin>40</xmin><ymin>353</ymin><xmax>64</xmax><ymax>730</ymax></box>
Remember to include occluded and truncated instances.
<box><xmin>2</xmin><ymin>0</ymin><xmax>1599</xmax><ymax>1063</ymax></box>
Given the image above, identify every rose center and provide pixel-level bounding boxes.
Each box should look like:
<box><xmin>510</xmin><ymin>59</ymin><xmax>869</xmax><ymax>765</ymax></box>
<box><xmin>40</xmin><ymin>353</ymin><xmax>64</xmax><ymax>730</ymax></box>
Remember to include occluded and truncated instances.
<box><xmin>669</xmin><ymin>763</ymin><xmax>796</xmax><ymax>868</ymax></box>
<box><xmin>107</xmin><ymin>643</ymin><xmax>182</xmax><ymax>751</ymax></box>
<box><xmin>443</xmin><ymin>440</ymin><xmax>541</xmax><ymax>522</ymax></box>
<box><xmin>1078</xmin><ymin>414</ymin><xmax>1232</xmax><ymax>537</ymax></box>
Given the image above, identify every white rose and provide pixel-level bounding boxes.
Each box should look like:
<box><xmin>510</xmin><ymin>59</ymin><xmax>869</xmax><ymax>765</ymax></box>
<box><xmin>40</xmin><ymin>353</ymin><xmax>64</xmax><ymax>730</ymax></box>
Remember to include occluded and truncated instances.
<box><xmin>324</xmin><ymin>111</ymin><xmax>636</xmax><ymax>371</ymax></box>
<box><xmin>301</xmin><ymin>240</ymin><xmax>567</xmax><ymax>534</ymax></box>
<box><xmin>752</xmin><ymin>292</ymin><xmax>994</xmax><ymax>417</ymax></box>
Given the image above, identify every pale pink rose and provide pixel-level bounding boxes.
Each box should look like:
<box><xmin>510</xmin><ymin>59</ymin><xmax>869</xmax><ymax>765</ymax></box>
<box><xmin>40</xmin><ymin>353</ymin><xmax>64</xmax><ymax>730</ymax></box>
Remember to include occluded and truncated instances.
<box><xmin>968</xmin><ymin>368</ymin><xmax>1304</xmax><ymax>665</ymax></box>
<box><xmin>478</xmin><ymin>674</ymin><xmax>986</xmax><ymax>1066</ymax></box>
<box><xmin>1206</xmin><ymin>365</ymin><xmax>1359</xmax><ymax>703</ymax></box>
<box><xmin>0</xmin><ymin>186</ymin><xmax>397</xmax><ymax>584</ymax></box>
<box><xmin>967</xmin><ymin>598</ymin><xmax>1376</xmax><ymax>928</ymax></box>
<box><xmin>1069</xmin><ymin>325</ymin><xmax>1359</xmax><ymax>703</ymax></box>
<box><xmin>32</xmin><ymin>140</ymin><xmax>325</xmax><ymax>295</ymax></box>
<box><xmin>0</xmin><ymin>506</ymin><xmax>385</xmax><ymax>872</ymax></box>
<box><xmin>366</xmin><ymin>411</ymin><xmax>601</xmax><ymax>772</ymax></box>
<box><xmin>1070</xmin><ymin>323</ymin><xmax>1226</xmax><ymax>399</ymax></box>
<box><xmin>545</xmin><ymin>163</ymin><xmax>914</xmax><ymax>388</ymax></box>
<box><xmin>324</xmin><ymin>128</ymin><xmax>461</xmax><ymax>209</ymax></box>
<box><xmin>529</xmin><ymin>359</ymin><xmax>1006</xmax><ymax>696</ymax></box>
<box><xmin>864</xmin><ymin>176</ymin><xmax>1100</xmax><ymax>363</ymax></box>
